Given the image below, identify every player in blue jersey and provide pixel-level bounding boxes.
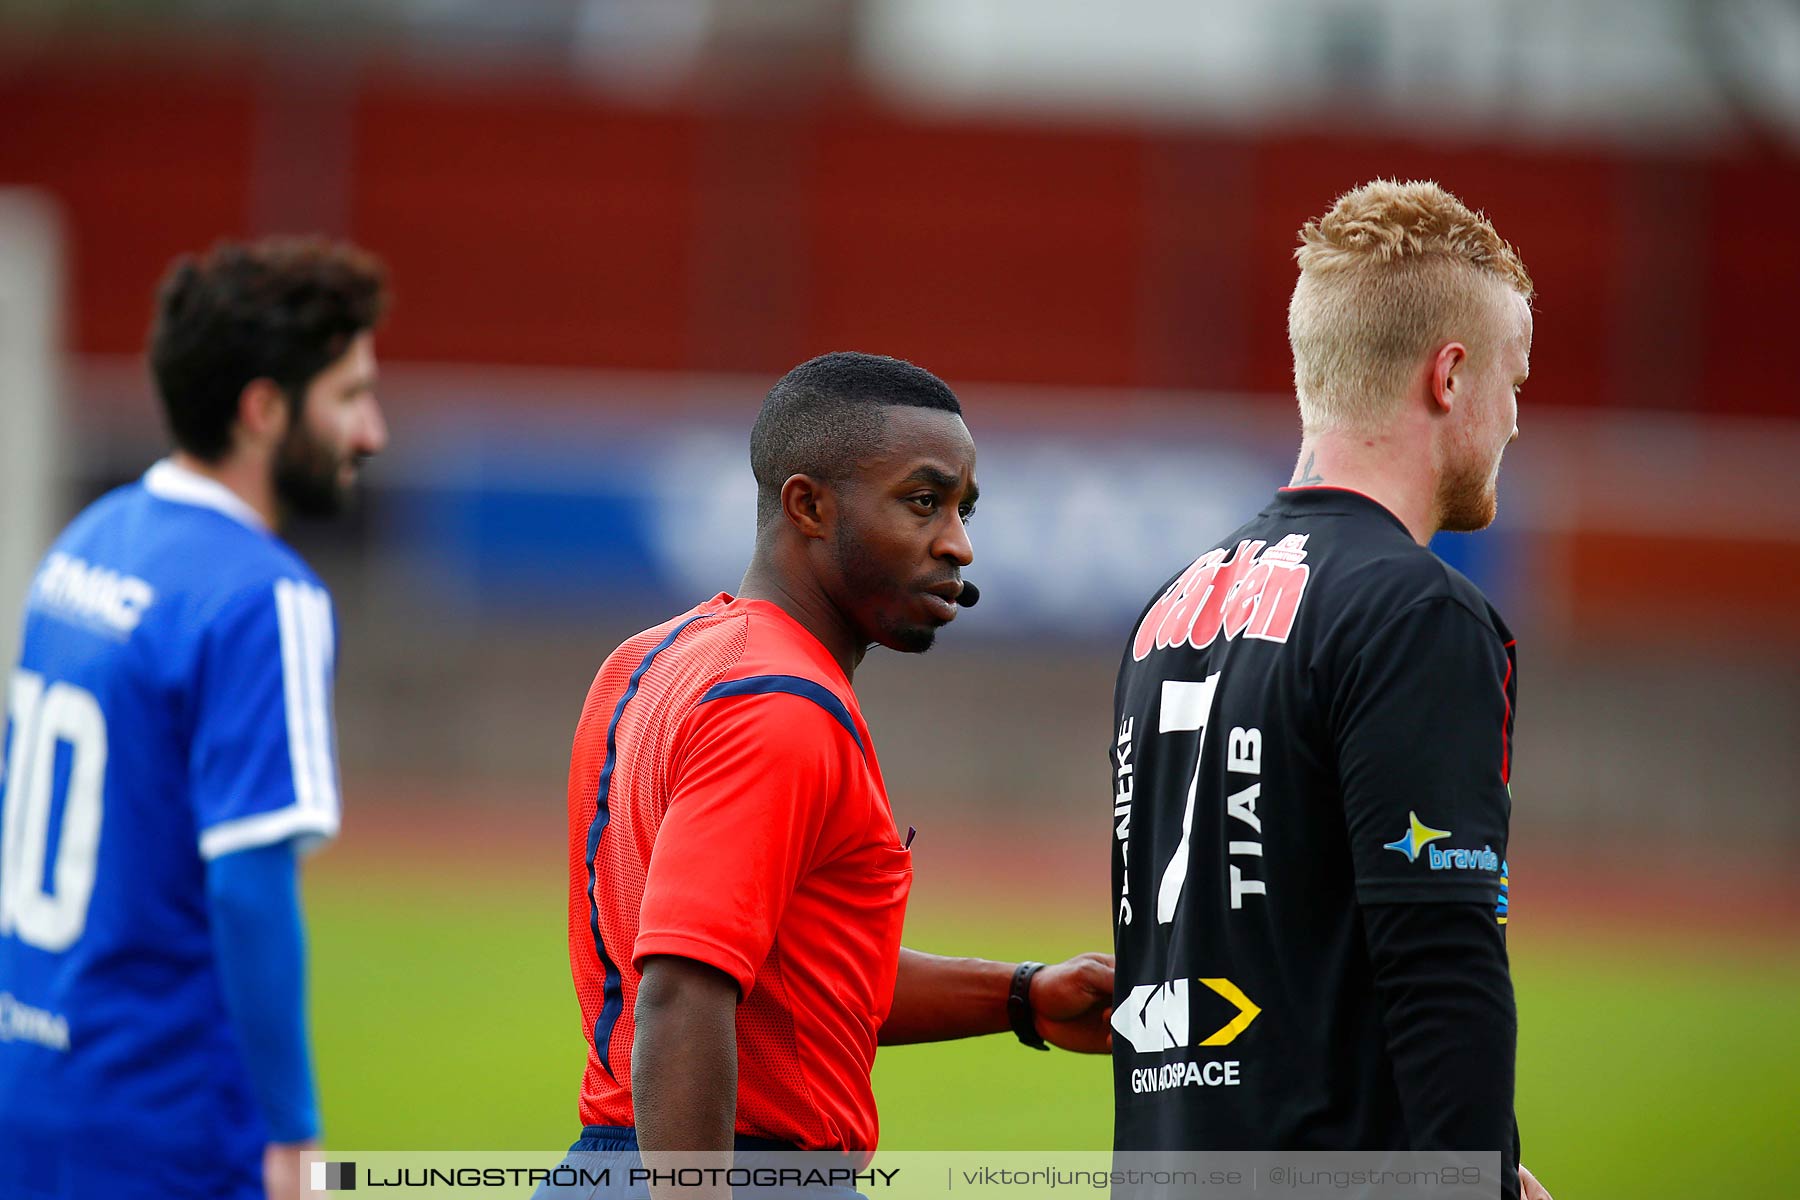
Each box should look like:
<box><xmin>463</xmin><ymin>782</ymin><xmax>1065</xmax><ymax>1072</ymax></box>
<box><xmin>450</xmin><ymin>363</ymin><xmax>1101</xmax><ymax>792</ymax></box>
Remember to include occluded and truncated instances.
<box><xmin>0</xmin><ymin>238</ymin><xmax>389</xmax><ymax>1200</ymax></box>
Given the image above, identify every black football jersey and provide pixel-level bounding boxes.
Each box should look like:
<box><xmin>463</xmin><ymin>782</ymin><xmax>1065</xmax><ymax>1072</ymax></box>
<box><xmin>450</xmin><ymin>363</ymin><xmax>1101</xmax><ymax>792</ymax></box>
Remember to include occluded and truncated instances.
<box><xmin>1111</xmin><ymin>486</ymin><xmax>1517</xmax><ymax>1158</ymax></box>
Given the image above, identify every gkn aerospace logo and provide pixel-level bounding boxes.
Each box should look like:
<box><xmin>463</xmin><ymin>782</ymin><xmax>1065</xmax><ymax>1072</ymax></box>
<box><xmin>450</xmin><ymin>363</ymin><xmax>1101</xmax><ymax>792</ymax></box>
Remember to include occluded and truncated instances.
<box><xmin>1112</xmin><ymin>976</ymin><xmax>1261</xmax><ymax>1053</ymax></box>
<box><xmin>1113</xmin><ymin>977</ymin><xmax>1261</xmax><ymax>1096</ymax></box>
<box><xmin>1131</xmin><ymin>535</ymin><xmax>1312</xmax><ymax>660</ymax></box>
<box><xmin>1383</xmin><ymin>811</ymin><xmax>1500</xmax><ymax>872</ymax></box>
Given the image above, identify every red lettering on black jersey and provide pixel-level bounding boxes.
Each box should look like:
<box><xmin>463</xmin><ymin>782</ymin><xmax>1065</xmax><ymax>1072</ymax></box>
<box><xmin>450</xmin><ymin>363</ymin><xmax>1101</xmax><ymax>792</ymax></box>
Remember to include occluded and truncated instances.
<box><xmin>1132</xmin><ymin>535</ymin><xmax>1313</xmax><ymax>661</ymax></box>
<box><xmin>1188</xmin><ymin>540</ymin><xmax>1264</xmax><ymax>647</ymax></box>
<box><xmin>1132</xmin><ymin>549</ymin><xmax>1223</xmax><ymax>660</ymax></box>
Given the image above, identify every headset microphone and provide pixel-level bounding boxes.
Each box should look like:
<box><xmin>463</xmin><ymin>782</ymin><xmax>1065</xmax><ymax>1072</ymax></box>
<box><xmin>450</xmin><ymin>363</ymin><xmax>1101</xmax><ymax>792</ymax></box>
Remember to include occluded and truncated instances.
<box><xmin>955</xmin><ymin>580</ymin><xmax>981</xmax><ymax>608</ymax></box>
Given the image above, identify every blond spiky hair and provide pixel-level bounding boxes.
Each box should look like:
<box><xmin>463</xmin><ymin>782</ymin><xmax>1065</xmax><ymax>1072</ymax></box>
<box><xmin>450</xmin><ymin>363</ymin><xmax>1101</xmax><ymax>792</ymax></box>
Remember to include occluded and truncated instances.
<box><xmin>1287</xmin><ymin>179</ymin><xmax>1532</xmax><ymax>433</ymax></box>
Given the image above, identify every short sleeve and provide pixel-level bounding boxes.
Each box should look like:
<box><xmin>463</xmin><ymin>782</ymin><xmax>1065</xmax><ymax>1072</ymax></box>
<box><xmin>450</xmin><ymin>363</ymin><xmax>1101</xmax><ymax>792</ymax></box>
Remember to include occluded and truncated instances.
<box><xmin>190</xmin><ymin>578</ymin><xmax>340</xmax><ymax>860</ymax></box>
<box><xmin>632</xmin><ymin>689</ymin><xmax>859</xmax><ymax>998</ymax></box>
<box><xmin>1336</xmin><ymin>596</ymin><xmax>1514</xmax><ymax>905</ymax></box>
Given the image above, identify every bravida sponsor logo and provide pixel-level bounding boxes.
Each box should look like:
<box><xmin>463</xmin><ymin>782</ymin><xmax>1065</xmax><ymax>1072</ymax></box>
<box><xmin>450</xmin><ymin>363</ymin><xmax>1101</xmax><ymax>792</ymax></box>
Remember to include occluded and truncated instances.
<box><xmin>1384</xmin><ymin>813</ymin><xmax>1501</xmax><ymax>874</ymax></box>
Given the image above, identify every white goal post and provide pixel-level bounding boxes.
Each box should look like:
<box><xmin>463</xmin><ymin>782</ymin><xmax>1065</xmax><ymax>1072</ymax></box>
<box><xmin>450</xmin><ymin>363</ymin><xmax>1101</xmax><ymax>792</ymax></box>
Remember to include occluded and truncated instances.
<box><xmin>0</xmin><ymin>190</ymin><xmax>65</xmax><ymax>673</ymax></box>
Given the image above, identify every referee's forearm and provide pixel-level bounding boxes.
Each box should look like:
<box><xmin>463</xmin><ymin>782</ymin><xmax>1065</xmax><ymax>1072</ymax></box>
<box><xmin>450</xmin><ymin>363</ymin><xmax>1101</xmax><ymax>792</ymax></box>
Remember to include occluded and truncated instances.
<box><xmin>878</xmin><ymin>947</ymin><xmax>1013</xmax><ymax>1044</ymax></box>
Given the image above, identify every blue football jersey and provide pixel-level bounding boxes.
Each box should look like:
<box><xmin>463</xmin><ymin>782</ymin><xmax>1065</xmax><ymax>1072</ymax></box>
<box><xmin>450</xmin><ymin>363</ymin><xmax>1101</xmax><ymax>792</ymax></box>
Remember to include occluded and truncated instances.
<box><xmin>0</xmin><ymin>460</ymin><xmax>340</xmax><ymax>1199</ymax></box>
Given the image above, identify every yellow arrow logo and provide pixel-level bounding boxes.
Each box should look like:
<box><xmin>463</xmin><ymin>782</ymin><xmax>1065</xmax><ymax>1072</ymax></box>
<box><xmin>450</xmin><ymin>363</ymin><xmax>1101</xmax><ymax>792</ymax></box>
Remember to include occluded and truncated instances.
<box><xmin>1197</xmin><ymin>977</ymin><xmax>1261</xmax><ymax>1045</ymax></box>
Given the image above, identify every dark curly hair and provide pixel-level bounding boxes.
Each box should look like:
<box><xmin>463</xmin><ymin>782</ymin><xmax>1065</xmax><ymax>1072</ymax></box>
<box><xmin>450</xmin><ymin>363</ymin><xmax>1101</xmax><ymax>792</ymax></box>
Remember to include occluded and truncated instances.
<box><xmin>148</xmin><ymin>237</ymin><xmax>389</xmax><ymax>461</ymax></box>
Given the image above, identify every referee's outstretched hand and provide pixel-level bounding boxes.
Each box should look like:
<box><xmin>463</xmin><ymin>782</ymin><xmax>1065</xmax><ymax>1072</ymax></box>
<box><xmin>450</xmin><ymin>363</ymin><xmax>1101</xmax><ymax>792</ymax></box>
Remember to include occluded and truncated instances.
<box><xmin>1030</xmin><ymin>952</ymin><xmax>1116</xmax><ymax>1054</ymax></box>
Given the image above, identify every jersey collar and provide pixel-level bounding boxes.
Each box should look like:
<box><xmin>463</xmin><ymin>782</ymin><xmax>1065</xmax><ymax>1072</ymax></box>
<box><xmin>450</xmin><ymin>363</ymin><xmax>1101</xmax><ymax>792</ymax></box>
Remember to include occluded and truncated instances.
<box><xmin>707</xmin><ymin>592</ymin><xmax>856</xmax><ymax>690</ymax></box>
<box><xmin>143</xmin><ymin>459</ymin><xmax>271</xmax><ymax>532</ymax></box>
<box><xmin>1268</xmin><ymin>485</ymin><xmax>1411</xmax><ymax>537</ymax></box>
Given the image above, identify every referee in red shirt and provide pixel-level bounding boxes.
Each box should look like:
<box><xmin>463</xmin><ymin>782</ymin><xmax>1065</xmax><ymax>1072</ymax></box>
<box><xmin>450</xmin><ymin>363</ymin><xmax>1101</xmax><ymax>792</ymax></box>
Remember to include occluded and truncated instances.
<box><xmin>558</xmin><ymin>353</ymin><xmax>1112</xmax><ymax>1185</ymax></box>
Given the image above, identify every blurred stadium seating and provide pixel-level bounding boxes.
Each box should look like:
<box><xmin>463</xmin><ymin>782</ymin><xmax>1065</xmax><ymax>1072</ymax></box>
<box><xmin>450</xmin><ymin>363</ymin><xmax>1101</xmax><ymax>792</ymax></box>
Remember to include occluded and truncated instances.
<box><xmin>6</xmin><ymin>1</ymin><xmax>1794</xmax><ymax>849</ymax></box>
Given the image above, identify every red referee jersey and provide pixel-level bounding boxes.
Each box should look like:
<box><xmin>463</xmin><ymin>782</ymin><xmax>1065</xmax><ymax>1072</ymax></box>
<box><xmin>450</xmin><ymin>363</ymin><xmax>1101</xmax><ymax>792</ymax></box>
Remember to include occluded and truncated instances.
<box><xmin>565</xmin><ymin>593</ymin><xmax>912</xmax><ymax>1151</ymax></box>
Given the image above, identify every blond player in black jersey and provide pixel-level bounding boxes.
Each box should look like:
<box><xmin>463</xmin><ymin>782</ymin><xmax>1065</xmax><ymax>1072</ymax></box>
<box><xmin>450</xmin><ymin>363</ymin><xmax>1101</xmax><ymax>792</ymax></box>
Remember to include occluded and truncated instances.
<box><xmin>1111</xmin><ymin>180</ymin><xmax>1551</xmax><ymax>1200</ymax></box>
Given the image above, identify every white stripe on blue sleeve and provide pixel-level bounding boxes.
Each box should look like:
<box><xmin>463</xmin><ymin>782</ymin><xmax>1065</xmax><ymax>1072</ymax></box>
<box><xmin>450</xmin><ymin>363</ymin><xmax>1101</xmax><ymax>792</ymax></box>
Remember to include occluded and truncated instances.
<box><xmin>274</xmin><ymin>579</ymin><xmax>318</xmax><ymax>816</ymax></box>
<box><xmin>199</xmin><ymin>580</ymin><xmax>339</xmax><ymax>860</ymax></box>
<box><xmin>303</xmin><ymin>583</ymin><xmax>340</xmax><ymax>818</ymax></box>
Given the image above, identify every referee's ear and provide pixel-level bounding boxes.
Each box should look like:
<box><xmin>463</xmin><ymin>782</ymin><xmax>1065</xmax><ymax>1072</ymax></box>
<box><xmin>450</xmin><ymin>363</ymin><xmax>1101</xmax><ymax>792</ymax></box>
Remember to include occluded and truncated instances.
<box><xmin>778</xmin><ymin>473</ymin><xmax>835</xmax><ymax>541</ymax></box>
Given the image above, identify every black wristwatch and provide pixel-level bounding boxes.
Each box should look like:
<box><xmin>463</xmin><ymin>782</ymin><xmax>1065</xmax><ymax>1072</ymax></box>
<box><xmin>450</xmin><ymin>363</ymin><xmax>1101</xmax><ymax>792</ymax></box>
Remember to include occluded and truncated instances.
<box><xmin>1007</xmin><ymin>960</ymin><xmax>1049</xmax><ymax>1051</ymax></box>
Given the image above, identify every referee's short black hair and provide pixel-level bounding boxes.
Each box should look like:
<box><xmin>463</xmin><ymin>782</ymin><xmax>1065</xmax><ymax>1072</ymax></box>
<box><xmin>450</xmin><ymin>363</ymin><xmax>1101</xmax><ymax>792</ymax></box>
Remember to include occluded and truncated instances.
<box><xmin>750</xmin><ymin>352</ymin><xmax>963</xmax><ymax>530</ymax></box>
<box><xmin>149</xmin><ymin>236</ymin><xmax>389</xmax><ymax>462</ymax></box>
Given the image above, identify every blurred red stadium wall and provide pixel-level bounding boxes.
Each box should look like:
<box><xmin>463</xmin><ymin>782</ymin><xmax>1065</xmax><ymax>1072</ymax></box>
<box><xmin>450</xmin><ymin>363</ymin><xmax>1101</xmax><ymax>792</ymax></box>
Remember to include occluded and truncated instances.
<box><xmin>3</xmin><ymin>45</ymin><xmax>1796</xmax><ymax>418</ymax></box>
<box><xmin>7</xmin><ymin>42</ymin><xmax>1792</xmax><ymax>866</ymax></box>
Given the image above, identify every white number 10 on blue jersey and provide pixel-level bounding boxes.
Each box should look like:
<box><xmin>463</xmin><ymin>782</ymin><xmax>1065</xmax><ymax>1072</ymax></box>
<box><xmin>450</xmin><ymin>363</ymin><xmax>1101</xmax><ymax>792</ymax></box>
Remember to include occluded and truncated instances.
<box><xmin>1</xmin><ymin>670</ymin><xmax>107</xmax><ymax>952</ymax></box>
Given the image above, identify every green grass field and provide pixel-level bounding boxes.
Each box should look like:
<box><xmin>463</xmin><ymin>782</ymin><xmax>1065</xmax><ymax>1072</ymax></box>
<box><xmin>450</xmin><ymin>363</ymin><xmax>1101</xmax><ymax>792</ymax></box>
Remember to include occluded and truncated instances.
<box><xmin>309</xmin><ymin>866</ymin><xmax>1799</xmax><ymax>1197</ymax></box>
